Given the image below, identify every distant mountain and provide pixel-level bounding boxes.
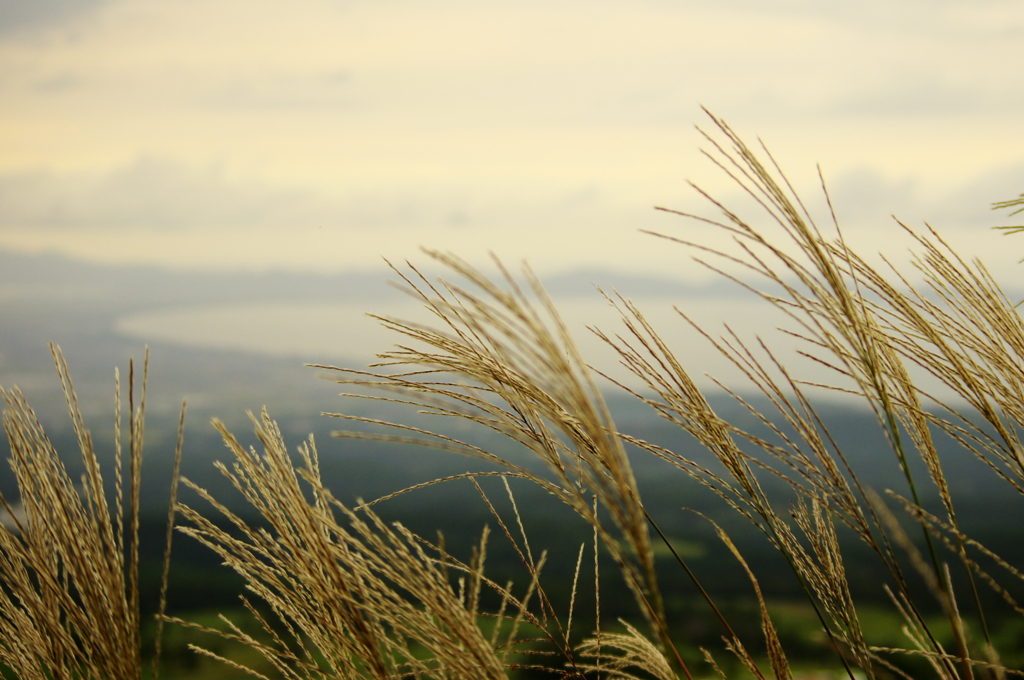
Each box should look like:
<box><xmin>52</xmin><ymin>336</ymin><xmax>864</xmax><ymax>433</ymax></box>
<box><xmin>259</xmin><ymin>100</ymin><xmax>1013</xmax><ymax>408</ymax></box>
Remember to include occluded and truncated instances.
<box><xmin>0</xmin><ymin>249</ymin><xmax>398</xmax><ymax>310</ymax></box>
<box><xmin>0</xmin><ymin>248</ymin><xmax>751</xmax><ymax>423</ymax></box>
<box><xmin>0</xmin><ymin>249</ymin><xmax>746</xmax><ymax>308</ymax></box>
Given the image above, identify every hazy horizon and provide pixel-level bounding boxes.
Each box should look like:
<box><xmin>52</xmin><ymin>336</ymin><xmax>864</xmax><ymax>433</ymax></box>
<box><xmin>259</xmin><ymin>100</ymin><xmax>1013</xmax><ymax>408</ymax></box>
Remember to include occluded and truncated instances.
<box><xmin>3</xmin><ymin>0</ymin><xmax>1024</xmax><ymax>419</ymax></box>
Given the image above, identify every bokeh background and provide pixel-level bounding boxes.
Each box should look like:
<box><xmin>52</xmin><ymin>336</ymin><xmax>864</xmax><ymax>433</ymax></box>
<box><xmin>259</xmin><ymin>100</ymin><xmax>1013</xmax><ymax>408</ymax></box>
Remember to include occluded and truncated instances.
<box><xmin>5</xmin><ymin>0</ymin><xmax>1024</xmax><ymax>406</ymax></box>
<box><xmin>3</xmin><ymin>0</ymin><xmax>1024</xmax><ymax>445</ymax></box>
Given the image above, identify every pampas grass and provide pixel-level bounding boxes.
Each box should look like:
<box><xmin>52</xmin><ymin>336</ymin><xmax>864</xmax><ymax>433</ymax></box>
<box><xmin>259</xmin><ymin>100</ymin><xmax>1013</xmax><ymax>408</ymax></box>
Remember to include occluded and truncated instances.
<box><xmin>303</xmin><ymin>112</ymin><xmax>1024</xmax><ymax>678</ymax></box>
<box><xmin>168</xmin><ymin>410</ymin><xmax>592</xmax><ymax>679</ymax></box>
<box><xmin>0</xmin><ymin>345</ymin><xmax>185</xmax><ymax>680</ymax></box>
<box><xmin>4</xmin><ymin>112</ymin><xmax>1024</xmax><ymax>679</ymax></box>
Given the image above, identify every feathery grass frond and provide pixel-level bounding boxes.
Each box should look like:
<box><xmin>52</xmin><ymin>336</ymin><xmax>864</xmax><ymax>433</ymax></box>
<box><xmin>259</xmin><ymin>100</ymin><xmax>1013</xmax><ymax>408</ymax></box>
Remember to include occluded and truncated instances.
<box><xmin>178</xmin><ymin>408</ymin><xmax>573</xmax><ymax>680</ymax></box>
<box><xmin>0</xmin><ymin>345</ymin><xmax>153</xmax><ymax>680</ymax></box>
<box><xmin>313</xmin><ymin>252</ymin><xmax>695</xmax><ymax>676</ymax></box>
<box><xmin>624</xmin><ymin>112</ymin><xmax>1024</xmax><ymax>677</ymax></box>
<box><xmin>299</xmin><ymin>108</ymin><xmax>1024</xmax><ymax>677</ymax></box>
<box><xmin>576</xmin><ymin>621</ymin><xmax>676</xmax><ymax>680</ymax></box>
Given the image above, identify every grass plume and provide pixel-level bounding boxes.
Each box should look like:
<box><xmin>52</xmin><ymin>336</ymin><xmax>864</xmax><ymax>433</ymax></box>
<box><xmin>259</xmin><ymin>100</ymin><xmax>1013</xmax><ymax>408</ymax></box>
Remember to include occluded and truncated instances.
<box><xmin>0</xmin><ymin>345</ymin><xmax>184</xmax><ymax>680</ymax></box>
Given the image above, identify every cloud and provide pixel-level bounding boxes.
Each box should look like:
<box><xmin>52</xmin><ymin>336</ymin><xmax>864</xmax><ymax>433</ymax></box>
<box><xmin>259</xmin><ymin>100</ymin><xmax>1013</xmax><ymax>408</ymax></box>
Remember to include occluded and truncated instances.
<box><xmin>31</xmin><ymin>72</ymin><xmax>82</xmax><ymax>92</ymax></box>
<box><xmin>934</xmin><ymin>163</ymin><xmax>1024</xmax><ymax>229</ymax></box>
<box><xmin>0</xmin><ymin>0</ymin><xmax>107</xmax><ymax>37</ymax></box>
<box><xmin>0</xmin><ymin>157</ymin><xmax>517</xmax><ymax>231</ymax></box>
<box><xmin>818</xmin><ymin>163</ymin><xmax>1024</xmax><ymax>232</ymax></box>
<box><xmin>197</xmin><ymin>70</ymin><xmax>354</xmax><ymax>111</ymax></box>
<box><xmin>679</xmin><ymin>0</ymin><xmax>1023</xmax><ymax>38</ymax></box>
<box><xmin>0</xmin><ymin>158</ymin><xmax>343</xmax><ymax>230</ymax></box>
<box><xmin>827</xmin><ymin>73</ymin><xmax>1024</xmax><ymax>119</ymax></box>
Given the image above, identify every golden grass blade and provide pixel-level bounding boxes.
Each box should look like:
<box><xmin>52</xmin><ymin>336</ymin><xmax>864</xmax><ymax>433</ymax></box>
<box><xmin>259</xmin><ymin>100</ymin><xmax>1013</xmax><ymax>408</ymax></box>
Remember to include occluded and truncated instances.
<box><xmin>566</xmin><ymin>542</ymin><xmax>585</xmax><ymax>642</ymax></box>
<box><xmin>0</xmin><ymin>346</ymin><xmax>151</xmax><ymax>679</ymax></box>
<box><xmin>698</xmin><ymin>513</ymin><xmax>788</xmax><ymax>680</ymax></box>
<box><xmin>153</xmin><ymin>398</ymin><xmax>186</xmax><ymax>680</ymax></box>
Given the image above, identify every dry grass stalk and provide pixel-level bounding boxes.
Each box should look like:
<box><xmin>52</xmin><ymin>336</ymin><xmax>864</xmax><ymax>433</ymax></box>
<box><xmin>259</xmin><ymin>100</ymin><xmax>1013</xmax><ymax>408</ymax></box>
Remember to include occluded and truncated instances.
<box><xmin>312</xmin><ymin>253</ymin><xmax>691</xmax><ymax>674</ymax></box>
<box><xmin>0</xmin><ymin>345</ymin><xmax>173</xmax><ymax>680</ymax></box>
<box><xmin>576</xmin><ymin>621</ymin><xmax>675</xmax><ymax>680</ymax></box>
<box><xmin>175</xmin><ymin>408</ymin><xmax>582</xmax><ymax>679</ymax></box>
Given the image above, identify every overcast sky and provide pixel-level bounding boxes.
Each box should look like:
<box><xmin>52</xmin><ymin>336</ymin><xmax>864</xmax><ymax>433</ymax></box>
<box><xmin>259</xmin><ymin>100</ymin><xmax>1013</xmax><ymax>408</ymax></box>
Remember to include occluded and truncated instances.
<box><xmin>1</xmin><ymin>0</ymin><xmax>1023</xmax><ymax>281</ymax></box>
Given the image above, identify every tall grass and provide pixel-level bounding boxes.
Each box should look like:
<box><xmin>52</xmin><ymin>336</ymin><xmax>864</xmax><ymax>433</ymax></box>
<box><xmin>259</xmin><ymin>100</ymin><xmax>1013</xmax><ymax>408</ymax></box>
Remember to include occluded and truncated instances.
<box><xmin>305</xmin><ymin>112</ymin><xmax>1024</xmax><ymax>678</ymax></box>
<box><xmin>167</xmin><ymin>409</ymin><xmax>606</xmax><ymax>679</ymax></box>
<box><xmin>3</xmin><ymin>112</ymin><xmax>1024</xmax><ymax>678</ymax></box>
<box><xmin>0</xmin><ymin>345</ymin><xmax>185</xmax><ymax>680</ymax></box>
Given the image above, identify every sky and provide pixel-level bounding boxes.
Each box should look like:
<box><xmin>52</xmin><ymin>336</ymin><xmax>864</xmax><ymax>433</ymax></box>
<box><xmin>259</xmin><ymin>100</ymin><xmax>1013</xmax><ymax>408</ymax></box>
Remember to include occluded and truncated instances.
<box><xmin>1</xmin><ymin>0</ymin><xmax>1023</xmax><ymax>281</ymax></box>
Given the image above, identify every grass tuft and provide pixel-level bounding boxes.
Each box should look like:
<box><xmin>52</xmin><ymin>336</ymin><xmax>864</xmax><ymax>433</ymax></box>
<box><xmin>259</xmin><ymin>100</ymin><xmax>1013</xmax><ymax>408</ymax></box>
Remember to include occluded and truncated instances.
<box><xmin>0</xmin><ymin>345</ymin><xmax>184</xmax><ymax>680</ymax></box>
